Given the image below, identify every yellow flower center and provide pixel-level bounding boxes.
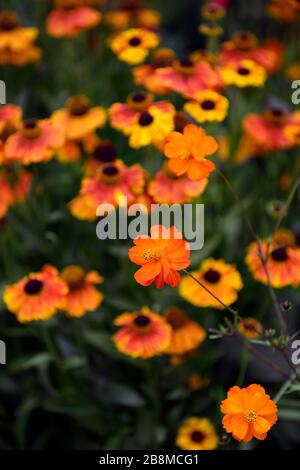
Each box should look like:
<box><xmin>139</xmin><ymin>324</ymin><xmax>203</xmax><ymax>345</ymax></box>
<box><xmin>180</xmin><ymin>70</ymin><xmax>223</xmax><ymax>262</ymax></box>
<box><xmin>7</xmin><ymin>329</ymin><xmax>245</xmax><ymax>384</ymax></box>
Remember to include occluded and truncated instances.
<box><xmin>61</xmin><ymin>265</ymin><xmax>85</xmax><ymax>290</ymax></box>
<box><xmin>245</xmin><ymin>408</ymin><xmax>257</xmax><ymax>423</ymax></box>
<box><xmin>21</xmin><ymin>119</ymin><xmax>42</xmax><ymax>140</ymax></box>
<box><xmin>67</xmin><ymin>95</ymin><xmax>91</xmax><ymax>116</ymax></box>
<box><xmin>143</xmin><ymin>248</ymin><xmax>160</xmax><ymax>261</ymax></box>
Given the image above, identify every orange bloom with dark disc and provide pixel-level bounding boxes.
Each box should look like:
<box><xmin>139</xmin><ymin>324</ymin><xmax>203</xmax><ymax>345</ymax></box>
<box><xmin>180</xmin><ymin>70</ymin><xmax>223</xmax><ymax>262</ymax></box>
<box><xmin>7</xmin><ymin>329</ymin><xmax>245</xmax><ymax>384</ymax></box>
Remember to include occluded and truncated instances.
<box><xmin>132</xmin><ymin>48</ymin><xmax>176</xmax><ymax>94</ymax></box>
<box><xmin>110</xmin><ymin>27</ymin><xmax>159</xmax><ymax>64</ymax></box>
<box><xmin>0</xmin><ymin>167</ymin><xmax>32</xmax><ymax>217</ymax></box>
<box><xmin>221</xmin><ymin>384</ymin><xmax>278</xmax><ymax>442</ymax></box>
<box><xmin>243</xmin><ymin>108</ymin><xmax>300</xmax><ymax>152</ymax></box>
<box><xmin>46</xmin><ymin>2</ymin><xmax>102</xmax><ymax>38</ymax></box>
<box><xmin>237</xmin><ymin>317</ymin><xmax>263</xmax><ymax>339</ymax></box>
<box><xmin>148</xmin><ymin>163</ymin><xmax>207</xmax><ymax>204</ymax></box>
<box><xmin>246</xmin><ymin>240</ymin><xmax>300</xmax><ymax>288</ymax></box>
<box><xmin>3</xmin><ymin>265</ymin><xmax>68</xmax><ymax>323</ymax></box>
<box><xmin>154</xmin><ymin>58</ymin><xmax>223</xmax><ymax>99</ymax></box>
<box><xmin>164</xmin><ymin>124</ymin><xmax>218</xmax><ymax>181</ymax></box>
<box><xmin>128</xmin><ymin>225</ymin><xmax>191</xmax><ymax>288</ymax></box>
<box><xmin>4</xmin><ymin>118</ymin><xmax>65</xmax><ymax>164</ymax></box>
<box><xmin>105</xmin><ymin>0</ymin><xmax>160</xmax><ymax>32</ymax></box>
<box><xmin>60</xmin><ymin>265</ymin><xmax>103</xmax><ymax>317</ymax></box>
<box><xmin>51</xmin><ymin>95</ymin><xmax>106</xmax><ymax>141</ymax></box>
<box><xmin>179</xmin><ymin>258</ymin><xmax>243</xmax><ymax>309</ymax></box>
<box><xmin>164</xmin><ymin>307</ymin><xmax>206</xmax><ymax>355</ymax></box>
<box><xmin>113</xmin><ymin>306</ymin><xmax>172</xmax><ymax>359</ymax></box>
<box><xmin>220</xmin><ymin>31</ymin><xmax>283</xmax><ymax>74</ymax></box>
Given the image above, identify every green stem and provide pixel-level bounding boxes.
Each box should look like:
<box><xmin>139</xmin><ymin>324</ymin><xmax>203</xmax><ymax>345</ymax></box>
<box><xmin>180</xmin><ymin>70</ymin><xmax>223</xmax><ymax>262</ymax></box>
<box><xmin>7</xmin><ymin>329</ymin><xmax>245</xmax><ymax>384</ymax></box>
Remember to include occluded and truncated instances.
<box><xmin>273</xmin><ymin>375</ymin><xmax>295</xmax><ymax>404</ymax></box>
<box><xmin>236</xmin><ymin>347</ymin><xmax>249</xmax><ymax>386</ymax></box>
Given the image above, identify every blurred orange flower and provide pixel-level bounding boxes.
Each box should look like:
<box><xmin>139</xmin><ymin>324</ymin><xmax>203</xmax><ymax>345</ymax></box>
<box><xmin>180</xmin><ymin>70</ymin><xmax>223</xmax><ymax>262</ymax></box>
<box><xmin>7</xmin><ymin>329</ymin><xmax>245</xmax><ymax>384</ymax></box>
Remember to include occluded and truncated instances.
<box><xmin>179</xmin><ymin>258</ymin><xmax>243</xmax><ymax>309</ymax></box>
<box><xmin>4</xmin><ymin>119</ymin><xmax>65</xmax><ymax>164</ymax></box>
<box><xmin>132</xmin><ymin>48</ymin><xmax>176</xmax><ymax>94</ymax></box>
<box><xmin>164</xmin><ymin>307</ymin><xmax>206</xmax><ymax>355</ymax></box>
<box><xmin>3</xmin><ymin>265</ymin><xmax>68</xmax><ymax>323</ymax></box>
<box><xmin>176</xmin><ymin>417</ymin><xmax>218</xmax><ymax>450</ymax></box>
<box><xmin>113</xmin><ymin>306</ymin><xmax>171</xmax><ymax>358</ymax></box>
<box><xmin>164</xmin><ymin>124</ymin><xmax>218</xmax><ymax>181</ymax></box>
<box><xmin>237</xmin><ymin>317</ymin><xmax>263</xmax><ymax>339</ymax></box>
<box><xmin>52</xmin><ymin>95</ymin><xmax>106</xmax><ymax>140</ymax></box>
<box><xmin>110</xmin><ymin>27</ymin><xmax>159</xmax><ymax>64</ymax></box>
<box><xmin>46</xmin><ymin>5</ymin><xmax>101</xmax><ymax>37</ymax></box>
<box><xmin>246</xmin><ymin>240</ymin><xmax>300</xmax><ymax>288</ymax></box>
<box><xmin>221</xmin><ymin>384</ymin><xmax>278</xmax><ymax>442</ymax></box>
<box><xmin>60</xmin><ymin>265</ymin><xmax>103</xmax><ymax>317</ymax></box>
<box><xmin>128</xmin><ymin>225</ymin><xmax>191</xmax><ymax>288</ymax></box>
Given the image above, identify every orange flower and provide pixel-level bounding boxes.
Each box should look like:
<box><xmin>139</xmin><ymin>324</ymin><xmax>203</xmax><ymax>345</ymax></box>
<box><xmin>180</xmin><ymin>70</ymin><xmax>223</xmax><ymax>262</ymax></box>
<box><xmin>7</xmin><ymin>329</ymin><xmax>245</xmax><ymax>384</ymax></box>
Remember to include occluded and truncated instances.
<box><xmin>176</xmin><ymin>417</ymin><xmax>218</xmax><ymax>450</ymax></box>
<box><xmin>246</xmin><ymin>240</ymin><xmax>300</xmax><ymax>288</ymax></box>
<box><xmin>0</xmin><ymin>167</ymin><xmax>32</xmax><ymax>217</ymax></box>
<box><xmin>220</xmin><ymin>32</ymin><xmax>283</xmax><ymax>74</ymax></box>
<box><xmin>154</xmin><ymin>58</ymin><xmax>223</xmax><ymax>99</ymax></box>
<box><xmin>105</xmin><ymin>0</ymin><xmax>160</xmax><ymax>32</ymax></box>
<box><xmin>0</xmin><ymin>11</ymin><xmax>42</xmax><ymax>65</ymax></box>
<box><xmin>179</xmin><ymin>258</ymin><xmax>243</xmax><ymax>309</ymax></box>
<box><xmin>51</xmin><ymin>95</ymin><xmax>106</xmax><ymax>140</ymax></box>
<box><xmin>0</xmin><ymin>174</ymin><xmax>14</xmax><ymax>218</ymax></box>
<box><xmin>148</xmin><ymin>163</ymin><xmax>207</xmax><ymax>204</ymax></box>
<box><xmin>110</xmin><ymin>28</ymin><xmax>159</xmax><ymax>64</ymax></box>
<box><xmin>220</xmin><ymin>59</ymin><xmax>266</xmax><ymax>88</ymax></box>
<box><xmin>46</xmin><ymin>5</ymin><xmax>101</xmax><ymax>37</ymax></box>
<box><xmin>164</xmin><ymin>307</ymin><xmax>206</xmax><ymax>355</ymax></box>
<box><xmin>60</xmin><ymin>265</ymin><xmax>103</xmax><ymax>317</ymax></box>
<box><xmin>70</xmin><ymin>160</ymin><xmax>146</xmax><ymax>219</ymax></box>
<box><xmin>243</xmin><ymin>108</ymin><xmax>300</xmax><ymax>152</ymax></box>
<box><xmin>267</xmin><ymin>0</ymin><xmax>300</xmax><ymax>23</ymax></box>
<box><xmin>84</xmin><ymin>140</ymin><xmax>117</xmax><ymax>175</ymax></box>
<box><xmin>237</xmin><ymin>317</ymin><xmax>263</xmax><ymax>339</ymax></box>
<box><xmin>0</xmin><ymin>104</ymin><xmax>22</xmax><ymax>133</ymax></box>
<box><xmin>113</xmin><ymin>306</ymin><xmax>172</xmax><ymax>359</ymax></box>
<box><xmin>4</xmin><ymin>119</ymin><xmax>65</xmax><ymax>164</ymax></box>
<box><xmin>221</xmin><ymin>384</ymin><xmax>278</xmax><ymax>442</ymax></box>
<box><xmin>164</xmin><ymin>124</ymin><xmax>218</xmax><ymax>181</ymax></box>
<box><xmin>3</xmin><ymin>265</ymin><xmax>68</xmax><ymax>323</ymax></box>
<box><xmin>129</xmin><ymin>225</ymin><xmax>191</xmax><ymax>288</ymax></box>
<box><xmin>132</xmin><ymin>48</ymin><xmax>176</xmax><ymax>94</ymax></box>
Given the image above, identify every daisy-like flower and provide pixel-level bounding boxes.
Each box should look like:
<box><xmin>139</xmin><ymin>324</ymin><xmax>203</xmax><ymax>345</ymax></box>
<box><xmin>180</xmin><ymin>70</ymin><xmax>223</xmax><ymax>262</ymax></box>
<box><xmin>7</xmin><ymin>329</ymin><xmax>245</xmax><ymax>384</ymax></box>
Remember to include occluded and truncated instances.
<box><xmin>164</xmin><ymin>124</ymin><xmax>218</xmax><ymax>181</ymax></box>
<box><xmin>132</xmin><ymin>47</ymin><xmax>176</xmax><ymax>94</ymax></box>
<box><xmin>176</xmin><ymin>417</ymin><xmax>218</xmax><ymax>450</ymax></box>
<box><xmin>113</xmin><ymin>306</ymin><xmax>172</xmax><ymax>359</ymax></box>
<box><xmin>60</xmin><ymin>265</ymin><xmax>103</xmax><ymax>317</ymax></box>
<box><xmin>220</xmin><ymin>31</ymin><xmax>283</xmax><ymax>74</ymax></box>
<box><xmin>128</xmin><ymin>225</ymin><xmax>191</xmax><ymax>288</ymax></box>
<box><xmin>186</xmin><ymin>373</ymin><xmax>210</xmax><ymax>391</ymax></box>
<box><xmin>179</xmin><ymin>258</ymin><xmax>243</xmax><ymax>309</ymax></box>
<box><xmin>184</xmin><ymin>90</ymin><xmax>229</xmax><ymax>123</ymax></box>
<box><xmin>155</xmin><ymin>57</ymin><xmax>223</xmax><ymax>99</ymax></box>
<box><xmin>4</xmin><ymin>119</ymin><xmax>65</xmax><ymax>164</ymax></box>
<box><xmin>105</xmin><ymin>0</ymin><xmax>160</xmax><ymax>32</ymax></box>
<box><xmin>3</xmin><ymin>265</ymin><xmax>68</xmax><ymax>323</ymax></box>
<box><xmin>110</xmin><ymin>27</ymin><xmax>159</xmax><ymax>64</ymax></box>
<box><xmin>220</xmin><ymin>59</ymin><xmax>267</xmax><ymax>88</ymax></box>
<box><xmin>0</xmin><ymin>11</ymin><xmax>42</xmax><ymax>66</ymax></box>
<box><xmin>46</xmin><ymin>1</ymin><xmax>102</xmax><ymax>38</ymax></box>
<box><xmin>164</xmin><ymin>307</ymin><xmax>206</xmax><ymax>355</ymax></box>
<box><xmin>148</xmin><ymin>163</ymin><xmax>207</xmax><ymax>204</ymax></box>
<box><xmin>51</xmin><ymin>95</ymin><xmax>106</xmax><ymax>141</ymax></box>
<box><xmin>246</xmin><ymin>240</ymin><xmax>300</xmax><ymax>288</ymax></box>
<box><xmin>69</xmin><ymin>160</ymin><xmax>146</xmax><ymax>219</ymax></box>
<box><xmin>56</xmin><ymin>133</ymin><xmax>100</xmax><ymax>164</ymax></box>
<box><xmin>221</xmin><ymin>384</ymin><xmax>278</xmax><ymax>442</ymax></box>
<box><xmin>109</xmin><ymin>92</ymin><xmax>175</xmax><ymax>148</ymax></box>
<box><xmin>237</xmin><ymin>317</ymin><xmax>263</xmax><ymax>339</ymax></box>
<box><xmin>243</xmin><ymin>108</ymin><xmax>300</xmax><ymax>152</ymax></box>
<box><xmin>0</xmin><ymin>167</ymin><xmax>32</xmax><ymax>216</ymax></box>
<box><xmin>267</xmin><ymin>0</ymin><xmax>300</xmax><ymax>23</ymax></box>
<box><xmin>0</xmin><ymin>104</ymin><xmax>22</xmax><ymax>163</ymax></box>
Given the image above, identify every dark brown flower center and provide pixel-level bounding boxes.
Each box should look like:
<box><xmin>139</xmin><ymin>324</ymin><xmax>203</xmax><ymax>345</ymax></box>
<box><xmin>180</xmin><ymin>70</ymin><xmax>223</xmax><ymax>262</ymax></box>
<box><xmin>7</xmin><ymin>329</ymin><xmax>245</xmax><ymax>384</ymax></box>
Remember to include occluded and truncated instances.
<box><xmin>139</xmin><ymin>111</ymin><xmax>153</xmax><ymax>126</ymax></box>
<box><xmin>21</xmin><ymin>119</ymin><xmax>42</xmax><ymax>140</ymax></box>
<box><xmin>129</xmin><ymin>37</ymin><xmax>141</xmax><ymax>47</ymax></box>
<box><xmin>201</xmin><ymin>99</ymin><xmax>216</xmax><ymax>110</ymax></box>
<box><xmin>132</xmin><ymin>92</ymin><xmax>147</xmax><ymax>102</ymax></box>
<box><xmin>180</xmin><ymin>58</ymin><xmax>193</xmax><ymax>68</ymax></box>
<box><xmin>102</xmin><ymin>165</ymin><xmax>119</xmax><ymax>177</ymax></box>
<box><xmin>0</xmin><ymin>12</ymin><xmax>19</xmax><ymax>31</ymax></box>
<box><xmin>191</xmin><ymin>430</ymin><xmax>205</xmax><ymax>443</ymax></box>
<box><xmin>134</xmin><ymin>314</ymin><xmax>150</xmax><ymax>327</ymax></box>
<box><xmin>67</xmin><ymin>96</ymin><xmax>91</xmax><ymax>116</ymax></box>
<box><xmin>237</xmin><ymin>67</ymin><xmax>250</xmax><ymax>76</ymax></box>
<box><xmin>93</xmin><ymin>143</ymin><xmax>117</xmax><ymax>162</ymax></box>
<box><xmin>24</xmin><ymin>279</ymin><xmax>43</xmax><ymax>295</ymax></box>
<box><xmin>271</xmin><ymin>246</ymin><xmax>289</xmax><ymax>262</ymax></box>
<box><xmin>165</xmin><ymin>308</ymin><xmax>187</xmax><ymax>330</ymax></box>
<box><xmin>204</xmin><ymin>269</ymin><xmax>221</xmax><ymax>283</ymax></box>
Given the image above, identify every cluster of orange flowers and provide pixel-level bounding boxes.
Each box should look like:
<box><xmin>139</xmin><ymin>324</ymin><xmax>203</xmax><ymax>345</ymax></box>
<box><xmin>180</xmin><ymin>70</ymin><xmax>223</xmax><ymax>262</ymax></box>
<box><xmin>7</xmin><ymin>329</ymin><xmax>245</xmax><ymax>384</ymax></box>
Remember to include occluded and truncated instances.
<box><xmin>1</xmin><ymin>0</ymin><xmax>299</xmax><ymax>449</ymax></box>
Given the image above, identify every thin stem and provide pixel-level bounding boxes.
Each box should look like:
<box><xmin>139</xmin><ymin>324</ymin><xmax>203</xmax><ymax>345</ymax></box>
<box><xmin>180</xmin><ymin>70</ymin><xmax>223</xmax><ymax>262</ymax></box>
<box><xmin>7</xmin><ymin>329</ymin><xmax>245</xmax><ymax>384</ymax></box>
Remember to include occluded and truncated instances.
<box><xmin>217</xmin><ymin>168</ymin><xmax>287</xmax><ymax>334</ymax></box>
<box><xmin>272</xmin><ymin>177</ymin><xmax>300</xmax><ymax>237</ymax></box>
<box><xmin>183</xmin><ymin>269</ymin><xmax>238</xmax><ymax>316</ymax></box>
<box><xmin>236</xmin><ymin>347</ymin><xmax>249</xmax><ymax>386</ymax></box>
<box><xmin>273</xmin><ymin>375</ymin><xmax>295</xmax><ymax>404</ymax></box>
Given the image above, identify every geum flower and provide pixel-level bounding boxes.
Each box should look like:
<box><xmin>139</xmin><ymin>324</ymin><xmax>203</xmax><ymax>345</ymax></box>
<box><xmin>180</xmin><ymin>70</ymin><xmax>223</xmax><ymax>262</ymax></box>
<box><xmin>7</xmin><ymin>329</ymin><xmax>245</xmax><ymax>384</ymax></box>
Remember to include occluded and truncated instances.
<box><xmin>128</xmin><ymin>225</ymin><xmax>191</xmax><ymax>288</ymax></box>
<box><xmin>221</xmin><ymin>384</ymin><xmax>278</xmax><ymax>442</ymax></box>
<box><xmin>164</xmin><ymin>124</ymin><xmax>218</xmax><ymax>181</ymax></box>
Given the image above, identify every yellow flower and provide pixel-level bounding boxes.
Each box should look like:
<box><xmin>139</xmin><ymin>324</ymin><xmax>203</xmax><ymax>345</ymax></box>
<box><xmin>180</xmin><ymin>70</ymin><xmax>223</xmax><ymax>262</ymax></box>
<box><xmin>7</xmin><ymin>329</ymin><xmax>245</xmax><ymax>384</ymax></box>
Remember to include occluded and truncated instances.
<box><xmin>110</xmin><ymin>28</ymin><xmax>159</xmax><ymax>64</ymax></box>
<box><xmin>221</xmin><ymin>59</ymin><xmax>267</xmax><ymax>87</ymax></box>
<box><xmin>184</xmin><ymin>90</ymin><xmax>229</xmax><ymax>123</ymax></box>
<box><xmin>176</xmin><ymin>417</ymin><xmax>218</xmax><ymax>450</ymax></box>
